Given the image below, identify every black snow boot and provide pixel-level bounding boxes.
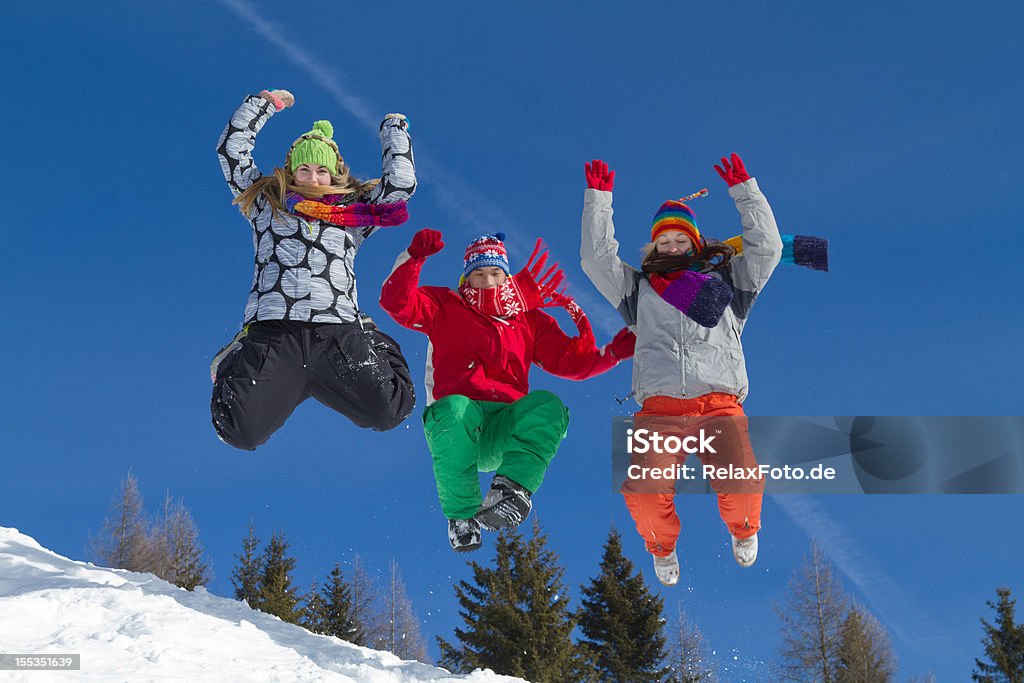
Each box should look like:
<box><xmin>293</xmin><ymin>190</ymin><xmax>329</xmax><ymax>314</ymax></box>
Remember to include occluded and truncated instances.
<box><xmin>448</xmin><ymin>518</ymin><xmax>482</xmax><ymax>553</ymax></box>
<box><xmin>474</xmin><ymin>475</ymin><xmax>533</xmax><ymax>531</ymax></box>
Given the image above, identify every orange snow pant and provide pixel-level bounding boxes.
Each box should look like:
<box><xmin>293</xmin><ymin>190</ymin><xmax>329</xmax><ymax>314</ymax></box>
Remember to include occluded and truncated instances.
<box><xmin>621</xmin><ymin>393</ymin><xmax>763</xmax><ymax>557</ymax></box>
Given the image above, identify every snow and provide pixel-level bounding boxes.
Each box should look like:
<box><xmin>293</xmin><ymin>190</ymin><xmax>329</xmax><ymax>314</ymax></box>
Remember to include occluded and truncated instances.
<box><xmin>0</xmin><ymin>527</ymin><xmax>525</xmax><ymax>682</ymax></box>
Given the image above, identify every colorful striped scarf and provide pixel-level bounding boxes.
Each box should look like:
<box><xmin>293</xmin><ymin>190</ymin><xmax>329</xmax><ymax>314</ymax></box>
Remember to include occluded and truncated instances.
<box><xmin>647</xmin><ymin>269</ymin><xmax>733</xmax><ymax>328</ymax></box>
<box><xmin>284</xmin><ymin>192</ymin><xmax>409</xmax><ymax>228</ymax></box>
<box><xmin>722</xmin><ymin>233</ymin><xmax>829</xmax><ymax>271</ymax></box>
<box><xmin>641</xmin><ymin>229</ymin><xmax>828</xmax><ymax>328</ymax></box>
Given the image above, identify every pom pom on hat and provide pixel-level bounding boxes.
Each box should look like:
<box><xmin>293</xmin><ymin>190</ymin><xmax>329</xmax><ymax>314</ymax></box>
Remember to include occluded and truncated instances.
<box><xmin>463</xmin><ymin>233</ymin><xmax>510</xmax><ymax>278</ymax></box>
<box><xmin>311</xmin><ymin>120</ymin><xmax>334</xmax><ymax>139</ymax></box>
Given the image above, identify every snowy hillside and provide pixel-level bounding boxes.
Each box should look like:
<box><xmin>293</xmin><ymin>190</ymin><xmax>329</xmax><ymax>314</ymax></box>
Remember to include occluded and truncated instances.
<box><xmin>0</xmin><ymin>527</ymin><xmax>524</xmax><ymax>682</ymax></box>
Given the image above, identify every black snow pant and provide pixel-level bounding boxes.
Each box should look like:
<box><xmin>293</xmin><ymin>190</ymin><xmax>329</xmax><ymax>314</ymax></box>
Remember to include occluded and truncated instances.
<box><xmin>210</xmin><ymin>319</ymin><xmax>416</xmax><ymax>450</ymax></box>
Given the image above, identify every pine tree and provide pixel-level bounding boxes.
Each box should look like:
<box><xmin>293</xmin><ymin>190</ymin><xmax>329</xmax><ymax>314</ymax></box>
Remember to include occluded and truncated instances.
<box><xmin>973</xmin><ymin>587</ymin><xmax>1024</xmax><ymax>682</ymax></box>
<box><xmin>321</xmin><ymin>563</ymin><xmax>364</xmax><ymax>644</ymax></box>
<box><xmin>576</xmin><ymin>528</ymin><xmax>671</xmax><ymax>682</ymax></box>
<box><xmin>666</xmin><ymin>602</ymin><xmax>716</xmax><ymax>683</ymax></box>
<box><xmin>775</xmin><ymin>542</ymin><xmax>849</xmax><ymax>683</ymax></box>
<box><xmin>91</xmin><ymin>471</ymin><xmax>156</xmax><ymax>573</ymax></box>
<box><xmin>438</xmin><ymin>520</ymin><xmax>582</xmax><ymax>682</ymax></box>
<box><xmin>301</xmin><ymin>578</ymin><xmax>327</xmax><ymax>634</ymax></box>
<box><xmin>834</xmin><ymin>602</ymin><xmax>896</xmax><ymax>683</ymax></box>
<box><xmin>259</xmin><ymin>531</ymin><xmax>301</xmax><ymax>624</ymax></box>
<box><xmin>232</xmin><ymin>523</ymin><xmax>262</xmax><ymax>608</ymax></box>
<box><xmin>375</xmin><ymin>558</ymin><xmax>430</xmax><ymax>663</ymax></box>
<box><xmin>167</xmin><ymin>505</ymin><xmax>211</xmax><ymax>591</ymax></box>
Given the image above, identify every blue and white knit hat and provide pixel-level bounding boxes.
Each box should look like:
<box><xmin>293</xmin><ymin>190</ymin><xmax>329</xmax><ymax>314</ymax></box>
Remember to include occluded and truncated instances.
<box><xmin>463</xmin><ymin>232</ymin><xmax>510</xmax><ymax>279</ymax></box>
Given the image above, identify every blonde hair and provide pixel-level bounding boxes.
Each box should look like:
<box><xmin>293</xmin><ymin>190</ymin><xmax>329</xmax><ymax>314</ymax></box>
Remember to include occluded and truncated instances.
<box><xmin>233</xmin><ymin>164</ymin><xmax>381</xmax><ymax>217</ymax></box>
<box><xmin>640</xmin><ymin>242</ymin><xmax>657</xmax><ymax>262</ymax></box>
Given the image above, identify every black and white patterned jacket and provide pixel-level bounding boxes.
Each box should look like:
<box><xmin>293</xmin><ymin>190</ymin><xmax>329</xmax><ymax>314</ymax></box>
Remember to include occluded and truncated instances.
<box><xmin>217</xmin><ymin>95</ymin><xmax>416</xmax><ymax>325</ymax></box>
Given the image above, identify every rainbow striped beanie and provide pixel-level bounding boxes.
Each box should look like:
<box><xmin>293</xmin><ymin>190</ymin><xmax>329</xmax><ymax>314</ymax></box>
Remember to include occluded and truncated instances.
<box><xmin>463</xmin><ymin>232</ymin><xmax>510</xmax><ymax>279</ymax></box>
<box><xmin>651</xmin><ymin>200</ymin><xmax>702</xmax><ymax>251</ymax></box>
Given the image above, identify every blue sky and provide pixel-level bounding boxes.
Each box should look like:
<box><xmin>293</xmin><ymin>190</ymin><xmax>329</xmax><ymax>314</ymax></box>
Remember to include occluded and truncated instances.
<box><xmin>2</xmin><ymin>1</ymin><xmax>1023</xmax><ymax>679</ymax></box>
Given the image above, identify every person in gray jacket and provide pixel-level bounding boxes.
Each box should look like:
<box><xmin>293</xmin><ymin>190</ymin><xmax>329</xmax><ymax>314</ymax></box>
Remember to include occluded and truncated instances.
<box><xmin>210</xmin><ymin>88</ymin><xmax>417</xmax><ymax>450</ymax></box>
<box><xmin>581</xmin><ymin>154</ymin><xmax>782</xmax><ymax>586</ymax></box>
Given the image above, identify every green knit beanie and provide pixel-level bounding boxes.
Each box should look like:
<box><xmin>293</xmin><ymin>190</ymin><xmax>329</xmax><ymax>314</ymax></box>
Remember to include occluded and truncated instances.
<box><xmin>287</xmin><ymin>120</ymin><xmax>341</xmax><ymax>173</ymax></box>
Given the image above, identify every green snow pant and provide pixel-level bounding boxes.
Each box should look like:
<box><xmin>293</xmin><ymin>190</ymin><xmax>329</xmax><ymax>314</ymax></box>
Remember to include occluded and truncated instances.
<box><xmin>422</xmin><ymin>391</ymin><xmax>570</xmax><ymax>520</ymax></box>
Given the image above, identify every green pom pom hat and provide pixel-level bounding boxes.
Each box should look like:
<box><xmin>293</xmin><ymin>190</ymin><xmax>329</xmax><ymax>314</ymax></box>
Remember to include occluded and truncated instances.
<box><xmin>286</xmin><ymin>120</ymin><xmax>342</xmax><ymax>174</ymax></box>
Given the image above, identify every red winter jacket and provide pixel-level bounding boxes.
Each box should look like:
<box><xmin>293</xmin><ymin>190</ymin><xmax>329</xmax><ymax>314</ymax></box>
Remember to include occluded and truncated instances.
<box><xmin>380</xmin><ymin>252</ymin><xmax>622</xmax><ymax>403</ymax></box>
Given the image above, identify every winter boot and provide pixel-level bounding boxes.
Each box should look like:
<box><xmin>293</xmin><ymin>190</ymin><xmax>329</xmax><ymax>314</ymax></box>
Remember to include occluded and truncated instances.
<box><xmin>731</xmin><ymin>532</ymin><xmax>758</xmax><ymax>568</ymax></box>
<box><xmin>448</xmin><ymin>518</ymin><xmax>482</xmax><ymax>553</ymax></box>
<box><xmin>653</xmin><ymin>549</ymin><xmax>680</xmax><ymax>586</ymax></box>
<box><xmin>474</xmin><ymin>475</ymin><xmax>532</xmax><ymax>531</ymax></box>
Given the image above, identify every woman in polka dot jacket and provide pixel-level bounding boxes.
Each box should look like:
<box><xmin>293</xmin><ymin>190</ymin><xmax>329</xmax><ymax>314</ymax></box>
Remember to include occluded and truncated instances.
<box><xmin>210</xmin><ymin>89</ymin><xmax>417</xmax><ymax>450</ymax></box>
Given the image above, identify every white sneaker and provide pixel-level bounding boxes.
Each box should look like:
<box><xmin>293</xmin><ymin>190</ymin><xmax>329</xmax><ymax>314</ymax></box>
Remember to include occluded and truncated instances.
<box><xmin>732</xmin><ymin>532</ymin><xmax>758</xmax><ymax>568</ymax></box>
<box><xmin>652</xmin><ymin>549</ymin><xmax>680</xmax><ymax>586</ymax></box>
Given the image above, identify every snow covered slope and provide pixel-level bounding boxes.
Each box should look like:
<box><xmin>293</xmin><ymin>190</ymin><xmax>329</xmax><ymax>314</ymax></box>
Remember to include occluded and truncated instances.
<box><xmin>0</xmin><ymin>527</ymin><xmax>524</xmax><ymax>682</ymax></box>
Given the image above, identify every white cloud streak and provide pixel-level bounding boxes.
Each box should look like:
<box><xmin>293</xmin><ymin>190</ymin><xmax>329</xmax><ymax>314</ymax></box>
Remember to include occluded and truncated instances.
<box><xmin>218</xmin><ymin>0</ymin><xmax>378</xmax><ymax>131</ymax></box>
<box><xmin>773</xmin><ymin>496</ymin><xmax>954</xmax><ymax>658</ymax></box>
<box><xmin>218</xmin><ymin>0</ymin><xmax>625</xmax><ymax>336</ymax></box>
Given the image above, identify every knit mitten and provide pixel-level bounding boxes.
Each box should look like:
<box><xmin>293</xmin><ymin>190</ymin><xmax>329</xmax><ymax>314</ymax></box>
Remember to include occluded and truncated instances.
<box><xmin>259</xmin><ymin>89</ymin><xmax>294</xmax><ymax>111</ymax></box>
<box><xmin>407</xmin><ymin>228</ymin><xmax>445</xmax><ymax>259</ymax></box>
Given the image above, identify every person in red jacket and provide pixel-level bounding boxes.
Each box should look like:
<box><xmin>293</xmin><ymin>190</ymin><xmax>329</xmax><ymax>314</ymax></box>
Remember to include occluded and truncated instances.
<box><xmin>381</xmin><ymin>228</ymin><xmax>634</xmax><ymax>551</ymax></box>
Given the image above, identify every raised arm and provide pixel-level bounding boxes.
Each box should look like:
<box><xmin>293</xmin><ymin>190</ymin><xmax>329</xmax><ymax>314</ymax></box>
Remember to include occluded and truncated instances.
<box><xmin>714</xmin><ymin>154</ymin><xmax>783</xmax><ymax>304</ymax></box>
<box><xmin>216</xmin><ymin>90</ymin><xmax>292</xmax><ymax>199</ymax></box>
<box><xmin>580</xmin><ymin>160</ymin><xmax>643</xmax><ymax>328</ymax></box>
<box><xmin>529</xmin><ymin>298</ymin><xmax>634</xmax><ymax>381</ymax></box>
<box><xmin>367</xmin><ymin>114</ymin><xmax>417</xmax><ymax>205</ymax></box>
<box><xmin>379</xmin><ymin>229</ymin><xmax>444</xmax><ymax>332</ymax></box>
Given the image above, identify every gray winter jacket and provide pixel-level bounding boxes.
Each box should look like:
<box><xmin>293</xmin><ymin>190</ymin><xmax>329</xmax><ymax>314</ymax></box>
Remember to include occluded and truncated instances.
<box><xmin>580</xmin><ymin>179</ymin><xmax>781</xmax><ymax>405</ymax></box>
<box><xmin>217</xmin><ymin>95</ymin><xmax>416</xmax><ymax>325</ymax></box>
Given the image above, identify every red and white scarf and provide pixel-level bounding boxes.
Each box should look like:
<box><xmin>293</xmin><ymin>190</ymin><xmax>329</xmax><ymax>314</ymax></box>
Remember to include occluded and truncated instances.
<box><xmin>458</xmin><ymin>276</ymin><xmax>531</xmax><ymax>318</ymax></box>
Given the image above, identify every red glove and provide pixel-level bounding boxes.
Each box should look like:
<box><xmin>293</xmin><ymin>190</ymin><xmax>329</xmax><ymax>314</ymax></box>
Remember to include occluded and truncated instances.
<box><xmin>563</xmin><ymin>302</ymin><xmax>598</xmax><ymax>356</ymax></box>
<box><xmin>407</xmin><ymin>228</ymin><xmax>444</xmax><ymax>258</ymax></box>
<box><xmin>585</xmin><ymin>159</ymin><xmax>616</xmax><ymax>191</ymax></box>
<box><xmin>603</xmin><ymin>327</ymin><xmax>636</xmax><ymax>360</ymax></box>
<box><xmin>714</xmin><ymin>153</ymin><xmax>751</xmax><ymax>187</ymax></box>
<box><xmin>514</xmin><ymin>238</ymin><xmax>567</xmax><ymax>309</ymax></box>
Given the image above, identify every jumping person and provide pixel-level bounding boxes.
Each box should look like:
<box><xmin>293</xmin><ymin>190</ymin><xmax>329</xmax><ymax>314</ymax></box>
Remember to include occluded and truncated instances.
<box><xmin>381</xmin><ymin>229</ymin><xmax>634</xmax><ymax>551</ymax></box>
<box><xmin>210</xmin><ymin>88</ymin><xmax>417</xmax><ymax>449</ymax></box>
<box><xmin>581</xmin><ymin>154</ymin><xmax>784</xmax><ymax>584</ymax></box>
